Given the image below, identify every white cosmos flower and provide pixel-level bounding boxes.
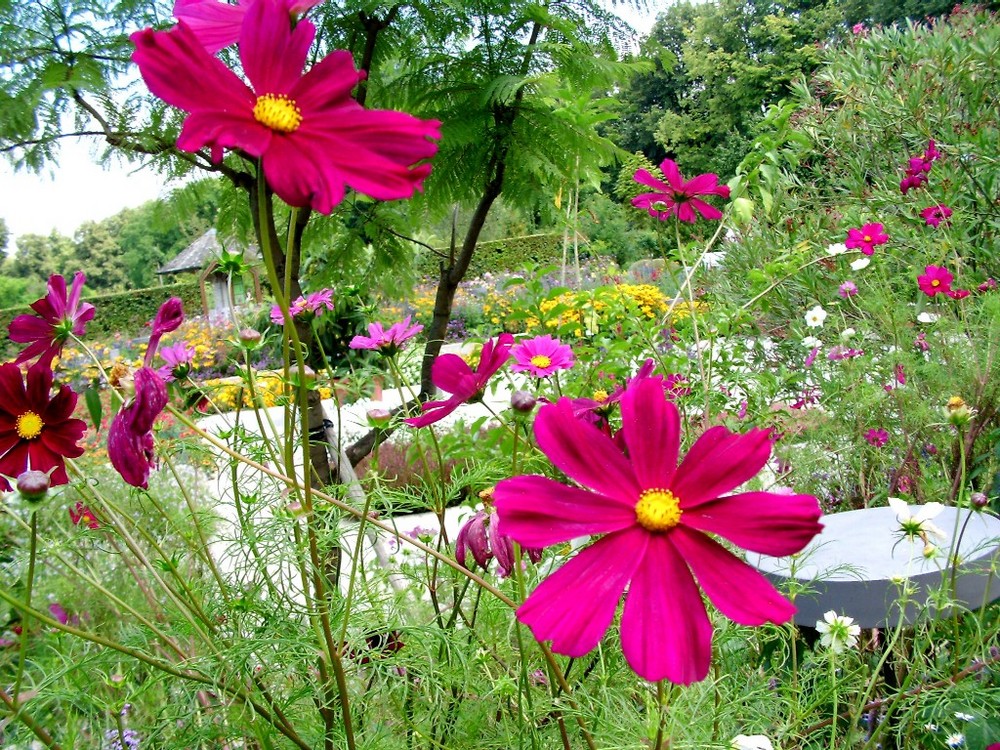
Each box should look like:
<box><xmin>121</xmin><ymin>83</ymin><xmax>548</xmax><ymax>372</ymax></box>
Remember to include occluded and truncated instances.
<box><xmin>917</xmin><ymin>312</ymin><xmax>940</xmax><ymax>323</ymax></box>
<box><xmin>887</xmin><ymin>497</ymin><xmax>946</xmax><ymax>541</ymax></box>
<box><xmin>731</xmin><ymin>735</ymin><xmax>775</xmax><ymax>750</ymax></box>
<box><xmin>954</xmin><ymin>712</ymin><xmax>975</xmax><ymax>722</ymax></box>
<box><xmin>946</xmin><ymin>732</ymin><xmax>965</xmax><ymax>748</ymax></box>
<box><xmin>815</xmin><ymin>610</ymin><xmax>861</xmax><ymax>653</ymax></box>
<box><xmin>802</xmin><ymin>336</ymin><xmax>822</xmax><ymax>348</ymax></box>
<box><xmin>840</xmin><ymin>327</ymin><xmax>856</xmax><ymax>340</ymax></box>
<box><xmin>805</xmin><ymin>305</ymin><xmax>828</xmax><ymax>328</ymax></box>
<box><xmin>850</xmin><ymin>257</ymin><xmax>871</xmax><ymax>271</ymax></box>
<box><xmin>827</xmin><ymin>242</ymin><xmax>848</xmax><ymax>255</ymax></box>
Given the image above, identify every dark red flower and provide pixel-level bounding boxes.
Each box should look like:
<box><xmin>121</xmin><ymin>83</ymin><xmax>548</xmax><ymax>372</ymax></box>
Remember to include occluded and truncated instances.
<box><xmin>7</xmin><ymin>273</ymin><xmax>95</xmax><ymax>367</ymax></box>
<box><xmin>0</xmin><ymin>363</ymin><xmax>86</xmax><ymax>491</ymax></box>
<box><xmin>108</xmin><ymin>367</ymin><xmax>169</xmax><ymax>489</ymax></box>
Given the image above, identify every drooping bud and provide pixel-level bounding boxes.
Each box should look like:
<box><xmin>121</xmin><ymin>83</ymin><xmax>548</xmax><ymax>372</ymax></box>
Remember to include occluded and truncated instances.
<box><xmin>970</xmin><ymin>492</ymin><xmax>989</xmax><ymax>509</ymax></box>
<box><xmin>16</xmin><ymin>470</ymin><xmax>50</xmax><ymax>503</ymax></box>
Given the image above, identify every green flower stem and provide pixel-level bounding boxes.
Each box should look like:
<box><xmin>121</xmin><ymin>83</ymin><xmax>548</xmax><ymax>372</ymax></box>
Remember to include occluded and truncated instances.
<box><xmin>0</xmin><ymin>684</ymin><xmax>62</xmax><ymax>750</ymax></box>
<box><xmin>13</xmin><ymin>511</ymin><xmax>39</xmax><ymax>702</ymax></box>
<box><xmin>652</xmin><ymin>679</ymin><xmax>673</xmax><ymax>750</ymax></box>
<box><xmin>675</xmin><ymin>221</ymin><xmax>709</xmax><ymax>413</ymax></box>
<box><xmin>741</xmin><ymin>250</ymin><xmax>852</xmax><ymax>312</ymax></box>
<box><xmin>829</xmin><ymin>653</ymin><xmax>839</xmax><ymax>750</ymax></box>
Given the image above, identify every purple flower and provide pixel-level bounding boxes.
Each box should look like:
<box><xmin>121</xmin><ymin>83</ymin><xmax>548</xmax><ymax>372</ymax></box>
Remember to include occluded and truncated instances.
<box><xmin>838</xmin><ymin>281</ymin><xmax>858</xmax><ymax>298</ymax></box>
<box><xmin>920</xmin><ymin>204</ymin><xmax>953</xmax><ymax>228</ymax></box>
<box><xmin>864</xmin><ymin>428</ymin><xmax>889</xmax><ymax>448</ymax></box>
<box><xmin>157</xmin><ymin>342</ymin><xmax>197</xmax><ymax>381</ymax></box>
<box><xmin>456</xmin><ymin>509</ymin><xmax>541</xmax><ymax>578</ymax></box>
<box><xmin>270</xmin><ymin>288</ymin><xmax>335</xmax><ymax>325</ymax></box>
<box><xmin>8</xmin><ymin>272</ymin><xmax>96</xmax><ymax>367</ymax></box>
<box><xmin>349</xmin><ymin>315</ymin><xmax>423</xmax><ymax>356</ymax></box>
<box><xmin>828</xmin><ymin>346</ymin><xmax>864</xmax><ymax>361</ymax></box>
<box><xmin>804</xmin><ymin>347</ymin><xmax>820</xmax><ymax>368</ymax></box>
<box><xmin>108</xmin><ymin>367</ymin><xmax>169</xmax><ymax>489</ymax></box>
<box><xmin>48</xmin><ymin>602</ymin><xmax>69</xmax><ymax>625</ymax></box>
<box><xmin>511</xmin><ymin>335</ymin><xmax>575</xmax><ymax>378</ymax></box>
<box><xmin>145</xmin><ymin>298</ymin><xmax>185</xmax><ymax>367</ymax></box>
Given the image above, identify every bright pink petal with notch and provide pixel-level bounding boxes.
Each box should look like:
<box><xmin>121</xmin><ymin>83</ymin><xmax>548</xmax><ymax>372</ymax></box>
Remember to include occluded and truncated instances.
<box><xmin>430</xmin><ymin>354</ymin><xmax>476</xmax><ymax>396</ymax></box>
<box><xmin>633</xmin><ymin>169</ymin><xmax>668</xmax><ymax>192</ymax></box>
<box><xmin>620</xmin><ymin>534</ymin><xmax>712</xmax><ymax>683</ymax></box>
<box><xmin>620</xmin><ymin>379</ymin><xmax>679</xmax><ymax>489</ymax></box>
<box><xmin>671</xmin><ymin>526</ymin><xmax>796</xmax><ymax>626</ymax></box>
<box><xmin>689</xmin><ymin>198</ymin><xmax>723</xmax><ymax>220</ymax></box>
<box><xmin>685</xmin><ymin>173</ymin><xmax>729</xmax><ymax>197</ymax></box>
<box><xmin>534</xmin><ymin>400</ymin><xmax>641</xmax><ymax>505</ymax></box>
<box><xmin>658</xmin><ymin>159</ymin><xmax>685</xmax><ymax>189</ymax></box>
<box><xmin>494</xmin><ymin>474</ymin><xmax>637</xmax><ymax>547</ymax></box>
<box><xmin>261</xmin><ymin>136</ymin><xmax>346</xmax><ymax>212</ymax></box>
<box><xmin>240</xmin><ymin>0</ymin><xmax>314</xmax><ymax>94</ymax></box>
<box><xmin>671</xmin><ymin>427</ymin><xmax>772</xmax><ymax>508</ymax></box>
<box><xmin>682</xmin><ymin>491</ymin><xmax>822</xmax><ymax>556</ymax></box>
<box><xmin>517</xmin><ymin>527</ymin><xmax>647</xmax><ymax>657</ymax></box>
<box><xmin>404</xmin><ymin>396</ymin><xmax>461</xmax><ymax>428</ymax></box>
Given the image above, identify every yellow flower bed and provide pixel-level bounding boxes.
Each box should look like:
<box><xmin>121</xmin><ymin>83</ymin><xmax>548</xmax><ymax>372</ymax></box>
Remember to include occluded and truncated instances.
<box><xmin>200</xmin><ymin>371</ymin><xmax>335</xmax><ymax>412</ymax></box>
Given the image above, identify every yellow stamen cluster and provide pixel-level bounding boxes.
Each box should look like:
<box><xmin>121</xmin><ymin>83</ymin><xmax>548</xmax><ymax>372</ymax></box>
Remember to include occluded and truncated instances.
<box><xmin>253</xmin><ymin>93</ymin><xmax>303</xmax><ymax>133</ymax></box>
<box><xmin>635</xmin><ymin>488</ymin><xmax>682</xmax><ymax>532</ymax></box>
<box><xmin>529</xmin><ymin>354</ymin><xmax>552</xmax><ymax>369</ymax></box>
<box><xmin>16</xmin><ymin>410</ymin><xmax>44</xmax><ymax>440</ymax></box>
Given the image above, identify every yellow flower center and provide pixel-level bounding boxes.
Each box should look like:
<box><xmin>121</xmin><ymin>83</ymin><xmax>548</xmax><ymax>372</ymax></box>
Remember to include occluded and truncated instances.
<box><xmin>592</xmin><ymin>388</ymin><xmax>609</xmax><ymax>403</ymax></box>
<box><xmin>16</xmin><ymin>410</ymin><xmax>44</xmax><ymax>440</ymax></box>
<box><xmin>863</xmin><ymin>235</ymin><xmax>872</xmax><ymax>243</ymax></box>
<box><xmin>635</xmin><ymin>488</ymin><xmax>682</xmax><ymax>532</ymax></box>
<box><xmin>530</xmin><ymin>354</ymin><xmax>552</xmax><ymax>369</ymax></box>
<box><xmin>253</xmin><ymin>94</ymin><xmax>303</xmax><ymax>133</ymax></box>
<box><xmin>931</xmin><ymin>279</ymin><xmax>940</xmax><ymax>287</ymax></box>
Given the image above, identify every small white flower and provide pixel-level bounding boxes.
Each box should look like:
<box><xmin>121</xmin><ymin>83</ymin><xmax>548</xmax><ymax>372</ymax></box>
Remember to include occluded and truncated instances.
<box><xmin>802</xmin><ymin>336</ymin><xmax>822</xmax><ymax>348</ymax></box>
<box><xmin>954</xmin><ymin>711</ymin><xmax>975</xmax><ymax>722</ymax></box>
<box><xmin>924</xmin><ymin>723</ymin><xmax>939</xmax><ymax>732</ymax></box>
<box><xmin>850</xmin><ymin>257</ymin><xmax>871</xmax><ymax>271</ymax></box>
<box><xmin>917</xmin><ymin>311</ymin><xmax>940</xmax><ymax>324</ymax></box>
<box><xmin>887</xmin><ymin>497</ymin><xmax>947</xmax><ymax>542</ymax></box>
<box><xmin>805</xmin><ymin>305</ymin><xmax>828</xmax><ymax>328</ymax></box>
<box><xmin>840</xmin><ymin>327</ymin><xmax>856</xmax><ymax>340</ymax></box>
<box><xmin>946</xmin><ymin>732</ymin><xmax>965</xmax><ymax>748</ymax></box>
<box><xmin>827</xmin><ymin>242</ymin><xmax>848</xmax><ymax>255</ymax></box>
<box><xmin>731</xmin><ymin>735</ymin><xmax>775</xmax><ymax>750</ymax></box>
<box><xmin>815</xmin><ymin>610</ymin><xmax>861</xmax><ymax>653</ymax></box>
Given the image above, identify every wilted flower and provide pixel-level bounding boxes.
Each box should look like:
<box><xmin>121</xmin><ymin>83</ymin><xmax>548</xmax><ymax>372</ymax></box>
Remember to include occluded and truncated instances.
<box><xmin>945</xmin><ymin>395</ymin><xmax>972</xmax><ymax>426</ymax></box>
<box><xmin>108</xmin><ymin>367</ymin><xmax>169</xmax><ymax>489</ymax></box>
<box><xmin>455</xmin><ymin>508</ymin><xmax>540</xmax><ymax>578</ymax></box>
<box><xmin>815</xmin><ymin>610</ymin><xmax>860</xmax><ymax>653</ymax></box>
<box><xmin>8</xmin><ymin>272</ymin><xmax>96</xmax><ymax>368</ymax></box>
<box><xmin>145</xmin><ymin>297</ymin><xmax>185</xmax><ymax>366</ymax></box>
<box><xmin>845</xmin><ymin>223</ymin><xmax>888</xmax><ymax>256</ymax></box>
<box><xmin>632</xmin><ymin>159</ymin><xmax>731</xmax><ymax>223</ymax></box>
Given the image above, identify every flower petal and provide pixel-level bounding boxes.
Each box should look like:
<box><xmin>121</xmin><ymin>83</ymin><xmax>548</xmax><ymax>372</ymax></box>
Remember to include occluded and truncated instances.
<box><xmin>681</xmin><ymin>491</ymin><xmax>822</xmax><ymax>556</ymax></box>
<box><xmin>430</xmin><ymin>354</ymin><xmax>476</xmax><ymax>397</ymax></box>
<box><xmin>620</xmin><ymin>378</ymin><xmax>680</xmax><ymax>489</ymax></box>
<box><xmin>658</xmin><ymin>159</ymin><xmax>685</xmax><ymax>190</ymax></box>
<box><xmin>620</xmin><ymin>534</ymin><xmax>712</xmax><ymax>684</ymax></box>
<box><xmin>517</xmin><ymin>527</ymin><xmax>646</xmax><ymax>657</ymax></box>
<box><xmin>671</xmin><ymin>426</ymin><xmax>773</xmax><ymax>508</ymax></box>
<box><xmin>534</xmin><ymin>399</ymin><xmax>641</xmax><ymax>505</ymax></box>
<box><xmin>632</xmin><ymin>169</ymin><xmax>668</xmax><ymax>192</ymax></box>
<box><xmin>671</xmin><ymin>526</ymin><xmax>796</xmax><ymax>626</ymax></box>
<box><xmin>494</xmin><ymin>474</ymin><xmax>637</xmax><ymax>547</ymax></box>
<box><xmin>240</xmin><ymin>0</ymin><xmax>314</xmax><ymax>94</ymax></box>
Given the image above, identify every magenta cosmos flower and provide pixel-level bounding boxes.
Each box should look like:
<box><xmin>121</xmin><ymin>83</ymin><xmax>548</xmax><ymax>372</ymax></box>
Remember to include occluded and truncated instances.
<box><xmin>270</xmin><ymin>288</ymin><xmax>335</xmax><ymax>324</ymax></box>
<box><xmin>864</xmin><ymin>428</ymin><xmax>889</xmax><ymax>447</ymax></box>
<box><xmin>108</xmin><ymin>367</ymin><xmax>170</xmax><ymax>489</ymax></box>
<box><xmin>511</xmin><ymin>335</ymin><xmax>574</xmax><ymax>378</ymax></box>
<box><xmin>920</xmin><ymin>204</ymin><xmax>952</xmax><ymax>228</ymax></box>
<box><xmin>405</xmin><ymin>334</ymin><xmax>514</xmax><ymax>428</ymax></box>
<box><xmin>845</xmin><ymin>223</ymin><xmax>889</xmax><ymax>256</ymax></box>
<box><xmin>157</xmin><ymin>341</ymin><xmax>197</xmax><ymax>381</ymax></box>
<box><xmin>173</xmin><ymin>0</ymin><xmax>321</xmax><ymax>54</ymax></box>
<box><xmin>917</xmin><ymin>265</ymin><xmax>953</xmax><ymax>297</ymax></box>
<box><xmin>494</xmin><ymin>379</ymin><xmax>823</xmax><ymax>684</ymax></box>
<box><xmin>350</xmin><ymin>315</ymin><xmax>423</xmax><ymax>356</ymax></box>
<box><xmin>632</xmin><ymin>159</ymin><xmax>731</xmax><ymax>223</ymax></box>
<box><xmin>0</xmin><ymin>363</ymin><xmax>86</xmax><ymax>491</ymax></box>
<box><xmin>132</xmin><ymin>0</ymin><xmax>441</xmax><ymax>214</ymax></box>
<box><xmin>8</xmin><ymin>272</ymin><xmax>96</xmax><ymax>368</ymax></box>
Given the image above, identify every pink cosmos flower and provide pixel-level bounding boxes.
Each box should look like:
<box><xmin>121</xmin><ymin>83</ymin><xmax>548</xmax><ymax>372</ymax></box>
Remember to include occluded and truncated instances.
<box><xmin>131</xmin><ymin>0</ymin><xmax>441</xmax><ymax>214</ymax></box>
<box><xmin>8</xmin><ymin>272</ymin><xmax>96</xmax><ymax>368</ymax></box>
<box><xmin>350</xmin><ymin>315</ymin><xmax>423</xmax><ymax>356</ymax></box>
<box><xmin>804</xmin><ymin>347</ymin><xmax>820</xmax><ymax>368</ymax></box>
<box><xmin>145</xmin><ymin>297</ymin><xmax>185</xmax><ymax>367</ymax></box>
<box><xmin>405</xmin><ymin>334</ymin><xmax>514</xmax><ymax>428</ymax></box>
<box><xmin>828</xmin><ymin>346</ymin><xmax>864</xmax><ymax>361</ymax></box>
<box><xmin>494</xmin><ymin>379</ymin><xmax>823</xmax><ymax>684</ymax></box>
<box><xmin>917</xmin><ymin>265</ymin><xmax>953</xmax><ymax>297</ymax></box>
<box><xmin>978</xmin><ymin>278</ymin><xmax>997</xmax><ymax>292</ymax></box>
<box><xmin>845</xmin><ymin>224</ymin><xmax>888</xmax><ymax>256</ymax></box>
<box><xmin>864</xmin><ymin>428</ymin><xmax>889</xmax><ymax>447</ymax></box>
<box><xmin>852</xmin><ymin>22</ymin><xmax>866</xmax><ymax>34</ymax></box>
<box><xmin>838</xmin><ymin>281</ymin><xmax>858</xmax><ymax>298</ymax></box>
<box><xmin>920</xmin><ymin>205</ymin><xmax>952</xmax><ymax>228</ymax></box>
<box><xmin>173</xmin><ymin>0</ymin><xmax>321</xmax><ymax>54</ymax></box>
<box><xmin>947</xmin><ymin>288</ymin><xmax>970</xmax><ymax>300</ymax></box>
<box><xmin>157</xmin><ymin>342</ymin><xmax>197</xmax><ymax>381</ymax></box>
<box><xmin>632</xmin><ymin>159</ymin><xmax>731</xmax><ymax>223</ymax></box>
<box><xmin>108</xmin><ymin>367</ymin><xmax>169</xmax><ymax>489</ymax></box>
<box><xmin>895</xmin><ymin>363</ymin><xmax>906</xmax><ymax>385</ymax></box>
<box><xmin>511</xmin><ymin>335</ymin><xmax>575</xmax><ymax>378</ymax></box>
<box><xmin>914</xmin><ymin>332</ymin><xmax>930</xmax><ymax>352</ymax></box>
<box><xmin>270</xmin><ymin>288</ymin><xmax>335</xmax><ymax>325</ymax></box>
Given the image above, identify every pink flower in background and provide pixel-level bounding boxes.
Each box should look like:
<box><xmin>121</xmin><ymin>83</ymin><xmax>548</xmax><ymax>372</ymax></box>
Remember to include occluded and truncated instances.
<box><xmin>845</xmin><ymin>224</ymin><xmax>888</xmax><ymax>256</ymax></box>
<box><xmin>828</xmin><ymin>346</ymin><xmax>864</xmax><ymax>361</ymax></box>
<box><xmin>173</xmin><ymin>0</ymin><xmax>322</xmax><ymax>54</ymax></box>
<box><xmin>852</xmin><ymin>22</ymin><xmax>866</xmax><ymax>34</ymax></box>
<box><xmin>108</xmin><ymin>367</ymin><xmax>169</xmax><ymax>489</ymax></box>
<box><xmin>899</xmin><ymin>141</ymin><xmax>940</xmax><ymax>194</ymax></box>
<box><xmin>632</xmin><ymin>159</ymin><xmax>731</xmax><ymax>223</ymax></box>
<box><xmin>914</xmin><ymin>332</ymin><xmax>930</xmax><ymax>352</ymax></box>
<box><xmin>895</xmin><ymin>364</ymin><xmax>906</xmax><ymax>385</ymax></box>
<box><xmin>131</xmin><ymin>0</ymin><xmax>441</xmax><ymax>213</ymax></box>
<box><xmin>920</xmin><ymin>205</ymin><xmax>952</xmax><ymax>228</ymax></box>
<box><xmin>864</xmin><ymin>428</ymin><xmax>889</xmax><ymax>447</ymax></box>
<box><xmin>922</xmin><ymin>140</ymin><xmax>941</xmax><ymax>163</ymax></box>
<box><xmin>8</xmin><ymin>273</ymin><xmax>96</xmax><ymax>368</ymax></box>
<box><xmin>405</xmin><ymin>334</ymin><xmax>514</xmax><ymax>428</ymax></box>
<box><xmin>157</xmin><ymin>342</ymin><xmax>197</xmax><ymax>381</ymax></box>
<box><xmin>48</xmin><ymin>603</ymin><xmax>69</xmax><ymax>625</ymax></box>
<box><xmin>145</xmin><ymin>297</ymin><xmax>185</xmax><ymax>367</ymax></box>
<box><xmin>455</xmin><ymin>509</ymin><xmax>541</xmax><ymax>578</ymax></box>
<box><xmin>804</xmin><ymin>347</ymin><xmax>820</xmax><ymax>368</ymax></box>
<box><xmin>947</xmin><ymin>288</ymin><xmax>970</xmax><ymax>300</ymax></box>
<box><xmin>917</xmin><ymin>265</ymin><xmax>953</xmax><ymax>297</ymax></box>
<box><xmin>494</xmin><ymin>379</ymin><xmax>822</xmax><ymax>684</ymax></box>
<box><xmin>511</xmin><ymin>335</ymin><xmax>575</xmax><ymax>378</ymax></box>
<box><xmin>838</xmin><ymin>281</ymin><xmax>858</xmax><ymax>298</ymax></box>
<box><xmin>270</xmin><ymin>288</ymin><xmax>335</xmax><ymax>324</ymax></box>
<box><xmin>979</xmin><ymin>278</ymin><xmax>997</xmax><ymax>292</ymax></box>
<box><xmin>304</xmin><ymin>289</ymin><xmax>335</xmax><ymax>313</ymax></box>
<box><xmin>350</xmin><ymin>315</ymin><xmax>423</xmax><ymax>355</ymax></box>
<box><xmin>69</xmin><ymin>502</ymin><xmax>101</xmax><ymax>529</ymax></box>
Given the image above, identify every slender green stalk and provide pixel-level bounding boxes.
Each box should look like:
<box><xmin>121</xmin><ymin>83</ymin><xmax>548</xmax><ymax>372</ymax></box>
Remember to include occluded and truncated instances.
<box><xmin>13</xmin><ymin>511</ymin><xmax>39</xmax><ymax>702</ymax></box>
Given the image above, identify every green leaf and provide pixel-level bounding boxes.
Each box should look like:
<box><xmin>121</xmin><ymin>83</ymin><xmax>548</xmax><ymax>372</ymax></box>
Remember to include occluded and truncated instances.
<box><xmin>84</xmin><ymin>386</ymin><xmax>102</xmax><ymax>430</ymax></box>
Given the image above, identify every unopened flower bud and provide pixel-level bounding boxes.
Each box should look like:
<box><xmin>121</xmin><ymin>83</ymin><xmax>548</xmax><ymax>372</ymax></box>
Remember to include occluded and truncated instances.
<box><xmin>366</xmin><ymin>408</ymin><xmax>392</xmax><ymax>428</ymax></box>
<box><xmin>944</xmin><ymin>395</ymin><xmax>971</xmax><ymax>426</ymax></box>
<box><xmin>16</xmin><ymin>470</ymin><xmax>50</xmax><ymax>503</ymax></box>
<box><xmin>511</xmin><ymin>390</ymin><xmax>537</xmax><ymax>414</ymax></box>
<box><xmin>239</xmin><ymin>328</ymin><xmax>263</xmax><ymax>347</ymax></box>
<box><xmin>970</xmin><ymin>492</ymin><xmax>989</xmax><ymax>509</ymax></box>
<box><xmin>922</xmin><ymin>543</ymin><xmax>938</xmax><ymax>559</ymax></box>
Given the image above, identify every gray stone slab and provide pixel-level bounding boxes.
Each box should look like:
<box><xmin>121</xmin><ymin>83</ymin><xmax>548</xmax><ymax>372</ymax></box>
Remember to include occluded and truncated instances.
<box><xmin>751</xmin><ymin>505</ymin><xmax>1000</xmax><ymax>628</ymax></box>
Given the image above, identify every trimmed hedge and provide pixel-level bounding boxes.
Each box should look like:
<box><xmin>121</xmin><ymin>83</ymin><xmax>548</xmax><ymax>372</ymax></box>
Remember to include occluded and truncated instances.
<box><xmin>1</xmin><ymin>281</ymin><xmax>202</xmax><ymax>359</ymax></box>
<box><xmin>416</xmin><ymin>233</ymin><xmax>568</xmax><ymax>279</ymax></box>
